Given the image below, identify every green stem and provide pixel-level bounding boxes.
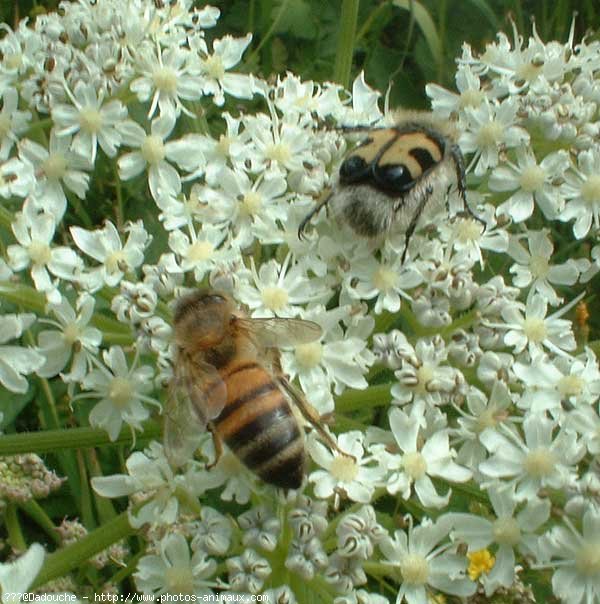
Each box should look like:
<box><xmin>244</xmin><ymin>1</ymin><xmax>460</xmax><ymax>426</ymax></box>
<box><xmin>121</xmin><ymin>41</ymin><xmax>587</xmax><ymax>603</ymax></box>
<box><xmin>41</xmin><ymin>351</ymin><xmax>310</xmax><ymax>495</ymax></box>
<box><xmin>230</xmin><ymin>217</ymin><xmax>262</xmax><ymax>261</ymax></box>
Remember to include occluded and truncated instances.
<box><xmin>114</xmin><ymin>162</ymin><xmax>124</xmax><ymax>230</ymax></box>
<box><xmin>4</xmin><ymin>503</ymin><xmax>27</xmax><ymax>551</ymax></box>
<box><xmin>245</xmin><ymin>0</ymin><xmax>291</xmax><ymax>66</ymax></box>
<box><xmin>0</xmin><ymin>422</ymin><xmax>162</xmax><ymax>456</ymax></box>
<box><xmin>336</xmin><ymin>383</ymin><xmax>392</xmax><ymax>413</ymax></box>
<box><xmin>30</xmin><ymin>511</ymin><xmax>137</xmax><ymax>589</ymax></box>
<box><xmin>0</xmin><ymin>281</ymin><xmax>47</xmax><ymax>314</ymax></box>
<box><xmin>20</xmin><ymin>500</ymin><xmax>61</xmax><ymax>545</ymax></box>
<box><xmin>333</xmin><ymin>0</ymin><xmax>360</xmax><ymax>88</ymax></box>
<box><xmin>0</xmin><ymin>204</ymin><xmax>14</xmax><ymax>229</ymax></box>
<box><xmin>356</xmin><ymin>2</ymin><xmax>389</xmax><ymax>42</ymax></box>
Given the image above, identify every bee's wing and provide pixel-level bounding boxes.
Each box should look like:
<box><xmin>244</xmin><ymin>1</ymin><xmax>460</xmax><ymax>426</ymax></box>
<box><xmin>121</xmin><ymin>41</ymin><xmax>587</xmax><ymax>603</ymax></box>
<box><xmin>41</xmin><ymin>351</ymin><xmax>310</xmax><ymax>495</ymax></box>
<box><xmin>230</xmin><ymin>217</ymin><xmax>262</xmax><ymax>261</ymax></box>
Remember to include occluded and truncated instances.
<box><xmin>164</xmin><ymin>356</ymin><xmax>227</xmax><ymax>468</ymax></box>
<box><xmin>235</xmin><ymin>317</ymin><xmax>322</xmax><ymax>348</ymax></box>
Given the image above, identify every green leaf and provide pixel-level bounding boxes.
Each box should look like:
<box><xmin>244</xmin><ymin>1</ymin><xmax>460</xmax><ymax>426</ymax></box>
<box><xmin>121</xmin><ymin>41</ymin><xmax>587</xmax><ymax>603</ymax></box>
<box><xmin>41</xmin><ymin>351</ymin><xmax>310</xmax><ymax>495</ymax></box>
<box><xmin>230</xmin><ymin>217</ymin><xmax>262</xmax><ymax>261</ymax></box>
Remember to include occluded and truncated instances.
<box><xmin>272</xmin><ymin>0</ymin><xmax>316</xmax><ymax>39</ymax></box>
<box><xmin>392</xmin><ymin>0</ymin><xmax>442</xmax><ymax>67</ymax></box>
<box><xmin>0</xmin><ymin>387</ymin><xmax>36</xmax><ymax>429</ymax></box>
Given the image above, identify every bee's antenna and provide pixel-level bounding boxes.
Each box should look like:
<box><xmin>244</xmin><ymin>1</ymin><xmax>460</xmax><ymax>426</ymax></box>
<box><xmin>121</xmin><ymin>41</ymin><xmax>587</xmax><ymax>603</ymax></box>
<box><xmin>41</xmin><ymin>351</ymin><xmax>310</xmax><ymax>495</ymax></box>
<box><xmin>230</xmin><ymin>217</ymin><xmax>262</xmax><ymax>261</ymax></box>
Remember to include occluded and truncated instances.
<box><xmin>297</xmin><ymin>191</ymin><xmax>333</xmax><ymax>240</ymax></box>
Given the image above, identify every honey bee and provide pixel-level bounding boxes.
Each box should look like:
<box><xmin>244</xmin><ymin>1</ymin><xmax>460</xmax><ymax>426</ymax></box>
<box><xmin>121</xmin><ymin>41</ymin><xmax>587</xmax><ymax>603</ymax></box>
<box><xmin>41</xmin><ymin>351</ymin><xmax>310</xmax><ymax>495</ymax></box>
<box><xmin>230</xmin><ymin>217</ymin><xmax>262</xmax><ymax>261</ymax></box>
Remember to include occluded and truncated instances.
<box><xmin>299</xmin><ymin>111</ymin><xmax>483</xmax><ymax>260</ymax></box>
<box><xmin>164</xmin><ymin>289</ymin><xmax>338</xmax><ymax>490</ymax></box>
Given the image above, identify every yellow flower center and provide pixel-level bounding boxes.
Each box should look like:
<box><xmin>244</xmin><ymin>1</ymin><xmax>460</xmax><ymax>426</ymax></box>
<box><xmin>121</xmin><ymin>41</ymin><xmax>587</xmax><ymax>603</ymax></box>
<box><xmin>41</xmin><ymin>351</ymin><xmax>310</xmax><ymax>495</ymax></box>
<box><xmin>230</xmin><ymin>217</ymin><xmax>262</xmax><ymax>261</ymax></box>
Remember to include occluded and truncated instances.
<box><xmin>581</xmin><ymin>175</ymin><xmax>600</xmax><ymax>206</ymax></box>
<box><xmin>153</xmin><ymin>66</ymin><xmax>178</xmax><ymax>94</ymax></box>
<box><xmin>492</xmin><ymin>516</ymin><xmax>521</xmax><ymax>546</ymax></box>
<box><xmin>373</xmin><ymin>265</ymin><xmax>398</xmax><ymax>292</ymax></box>
<box><xmin>523</xmin><ymin>446</ymin><xmax>556</xmax><ymax>478</ymax></box>
<box><xmin>187</xmin><ymin>240</ymin><xmax>214</xmax><ymax>262</ymax></box>
<box><xmin>459</xmin><ymin>89</ymin><xmax>485</xmax><ymax>108</ymax></box>
<box><xmin>204</xmin><ymin>54</ymin><xmax>225</xmax><ymax>79</ymax></box>
<box><xmin>402</xmin><ymin>451</ymin><xmax>427</xmax><ymax>480</ymax></box>
<box><xmin>261</xmin><ymin>286</ymin><xmax>288</xmax><ymax>312</ymax></box>
<box><xmin>519</xmin><ymin>164</ymin><xmax>545</xmax><ymax>192</ymax></box>
<box><xmin>109</xmin><ymin>376</ymin><xmax>133</xmax><ymax>408</ymax></box>
<box><xmin>529</xmin><ymin>254</ymin><xmax>549</xmax><ymax>279</ymax></box>
<box><xmin>295</xmin><ymin>341</ymin><xmax>323</xmax><ymax>369</ymax></box>
<box><xmin>240</xmin><ymin>191</ymin><xmax>262</xmax><ymax>216</ymax></box>
<box><xmin>467</xmin><ymin>549</ymin><xmax>495</xmax><ymax>580</ymax></box>
<box><xmin>216</xmin><ymin>134</ymin><xmax>231</xmax><ymax>156</ymax></box>
<box><xmin>165</xmin><ymin>566</ymin><xmax>195</xmax><ymax>594</ymax></box>
<box><xmin>141</xmin><ymin>134</ymin><xmax>166</xmax><ymax>165</ymax></box>
<box><xmin>575</xmin><ymin>542</ymin><xmax>600</xmax><ymax>577</ymax></box>
<box><xmin>557</xmin><ymin>375</ymin><xmax>583</xmax><ymax>398</ymax></box>
<box><xmin>266</xmin><ymin>143</ymin><xmax>291</xmax><ymax>164</ymax></box>
<box><xmin>400</xmin><ymin>553</ymin><xmax>429</xmax><ymax>585</ymax></box>
<box><xmin>330</xmin><ymin>454</ymin><xmax>358</xmax><ymax>483</ymax></box>
<box><xmin>522</xmin><ymin>317</ymin><xmax>547</xmax><ymax>343</ymax></box>
<box><xmin>415</xmin><ymin>364</ymin><xmax>434</xmax><ymax>393</ymax></box>
<box><xmin>0</xmin><ymin>114</ymin><xmax>11</xmax><ymax>138</ymax></box>
<box><xmin>62</xmin><ymin>322</ymin><xmax>81</xmax><ymax>345</ymax></box>
<box><xmin>79</xmin><ymin>107</ymin><xmax>103</xmax><ymax>134</ymax></box>
<box><xmin>106</xmin><ymin>250</ymin><xmax>126</xmax><ymax>273</ymax></box>
<box><xmin>28</xmin><ymin>241</ymin><xmax>52</xmax><ymax>265</ymax></box>
<box><xmin>42</xmin><ymin>153</ymin><xmax>67</xmax><ymax>180</ymax></box>
<box><xmin>455</xmin><ymin>218</ymin><xmax>482</xmax><ymax>243</ymax></box>
<box><xmin>477</xmin><ymin>120</ymin><xmax>504</xmax><ymax>147</ymax></box>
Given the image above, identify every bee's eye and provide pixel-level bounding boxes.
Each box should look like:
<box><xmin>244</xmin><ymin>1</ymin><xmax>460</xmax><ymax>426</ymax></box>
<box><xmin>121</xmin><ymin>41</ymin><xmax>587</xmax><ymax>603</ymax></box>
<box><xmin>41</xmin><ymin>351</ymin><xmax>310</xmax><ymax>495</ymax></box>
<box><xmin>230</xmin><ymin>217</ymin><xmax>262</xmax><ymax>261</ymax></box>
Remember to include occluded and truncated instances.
<box><xmin>339</xmin><ymin>155</ymin><xmax>368</xmax><ymax>183</ymax></box>
<box><xmin>374</xmin><ymin>163</ymin><xmax>413</xmax><ymax>192</ymax></box>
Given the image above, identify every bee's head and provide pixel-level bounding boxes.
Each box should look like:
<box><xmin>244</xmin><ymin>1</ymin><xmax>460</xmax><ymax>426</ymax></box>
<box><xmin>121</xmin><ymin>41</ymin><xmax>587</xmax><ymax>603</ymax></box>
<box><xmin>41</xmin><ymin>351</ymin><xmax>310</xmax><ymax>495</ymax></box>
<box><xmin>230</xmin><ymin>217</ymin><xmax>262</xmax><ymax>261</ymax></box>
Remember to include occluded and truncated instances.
<box><xmin>173</xmin><ymin>289</ymin><xmax>233</xmax><ymax>349</ymax></box>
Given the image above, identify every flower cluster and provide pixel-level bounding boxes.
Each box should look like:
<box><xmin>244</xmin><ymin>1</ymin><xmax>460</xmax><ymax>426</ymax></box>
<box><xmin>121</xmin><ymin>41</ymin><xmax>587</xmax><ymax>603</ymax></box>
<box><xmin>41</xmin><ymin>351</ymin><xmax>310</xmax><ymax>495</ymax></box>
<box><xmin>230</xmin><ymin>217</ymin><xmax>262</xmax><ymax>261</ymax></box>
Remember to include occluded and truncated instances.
<box><xmin>0</xmin><ymin>2</ymin><xmax>599</xmax><ymax>603</ymax></box>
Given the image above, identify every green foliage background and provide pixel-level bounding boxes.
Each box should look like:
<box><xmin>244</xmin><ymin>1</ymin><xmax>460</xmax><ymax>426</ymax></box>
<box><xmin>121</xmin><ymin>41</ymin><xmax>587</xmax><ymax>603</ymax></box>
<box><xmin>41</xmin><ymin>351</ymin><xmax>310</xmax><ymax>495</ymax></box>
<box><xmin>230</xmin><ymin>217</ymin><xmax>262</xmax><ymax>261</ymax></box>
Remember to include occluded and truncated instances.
<box><xmin>4</xmin><ymin>0</ymin><xmax>600</xmax><ymax>108</ymax></box>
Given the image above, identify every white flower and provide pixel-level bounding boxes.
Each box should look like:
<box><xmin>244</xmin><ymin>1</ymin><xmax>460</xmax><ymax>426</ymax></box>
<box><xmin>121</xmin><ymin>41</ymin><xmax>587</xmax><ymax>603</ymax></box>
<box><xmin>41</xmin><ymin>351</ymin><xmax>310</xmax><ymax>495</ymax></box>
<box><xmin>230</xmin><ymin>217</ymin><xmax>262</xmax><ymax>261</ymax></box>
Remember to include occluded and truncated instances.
<box><xmin>534</xmin><ymin>507</ymin><xmax>600</xmax><ymax>604</ymax></box>
<box><xmin>36</xmin><ymin>293</ymin><xmax>101</xmax><ymax>381</ymax></box>
<box><xmin>489</xmin><ymin>148</ymin><xmax>569</xmax><ymax>222</ymax></box>
<box><xmin>281</xmin><ymin>304</ymin><xmax>373</xmax><ymax>413</ymax></box>
<box><xmin>52</xmin><ymin>80</ymin><xmax>128</xmax><ymax>163</ymax></box>
<box><xmin>492</xmin><ymin>293</ymin><xmax>580</xmax><ymax>357</ymax></box>
<box><xmin>385</xmin><ymin>405</ymin><xmax>472</xmax><ymax>508</ymax></box>
<box><xmin>426</xmin><ymin>64</ymin><xmax>490</xmax><ymax>118</ymax></box>
<box><xmin>70</xmin><ymin>220</ymin><xmax>150</xmax><ymax>290</ymax></box>
<box><xmin>560</xmin><ymin>147</ymin><xmax>600</xmax><ymax>238</ymax></box>
<box><xmin>227</xmin><ymin>549</ymin><xmax>271</xmax><ymax>592</ymax></box>
<box><xmin>451</xmin><ymin>484</ymin><xmax>550</xmax><ymax>594</ymax></box>
<box><xmin>459</xmin><ymin>98</ymin><xmax>529</xmax><ymax>175</ymax></box>
<box><xmin>344</xmin><ymin>248</ymin><xmax>423</xmax><ymax>313</ymax></box>
<box><xmin>0</xmin><ymin>157</ymin><xmax>35</xmax><ymax>199</ymax></box>
<box><xmin>117</xmin><ymin>112</ymin><xmax>206</xmax><ymax>200</ymax></box>
<box><xmin>75</xmin><ymin>346</ymin><xmax>160</xmax><ymax>441</ymax></box>
<box><xmin>380</xmin><ymin>515</ymin><xmax>476</xmax><ymax>604</ymax></box>
<box><xmin>198</xmin><ymin>34</ymin><xmax>254</xmax><ymax>106</ymax></box>
<box><xmin>453</xmin><ymin>382</ymin><xmax>516</xmax><ymax>471</ymax></box>
<box><xmin>0</xmin><ymin>543</ymin><xmax>45</xmax><ymax>601</ymax></box>
<box><xmin>507</xmin><ymin>230</ymin><xmax>583</xmax><ymax>306</ymax></box>
<box><xmin>135</xmin><ymin>533</ymin><xmax>217</xmax><ymax>596</ymax></box>
<box><xmin>514</xmin><ymin>349</ymin><xmax>600</xmax><ymax>414</ymax></box>
<box><xmin>479</xmin><ymin>413</ymin><xmax>585</xmax><ymax>500</ymax></box>
<box><xmin>237</xmin><ymin>254</ymin><xmax>328</xmax><ymax>318</ymax></box>
<box><xmin>7</xmin><ymin>204</ymin><xmax>82</xmax><ymax>302</ymax></box>
<box><xmin>130</xmin><ymin>45</ymin><xmax>205</xmax><ymax>118</ymax></box>
<box><xmin>0</xmin><ymin>88</ymin><xmax>31</xmax><ymax>160</ymax></box>
<box><xmin>19</xmin><ymin>131</ymin><xmax>90</xmax><ymax>219</ymax></box>
<box><xmin>91</xmin><ymin>441</ymin><xmax>220</xmax><ymax>528</ymax></box>
<box><xmin>391</xmin><ymin>336</ymin><xmax>463</xmax><ymax>408</ymax></box>
<box><xmin>167</xmin><ymin>224</ymin><xmax>237</xmax><ymax>282</ymax></box>
<box><xmin>308</xmin><ymin>431</ymin><xmax>385</xmax><ymax>504</ymax></box>
<box><xmin>0</xmin><ymin>313</ymin><xmax>44</xmax><ymax>393</ymax></box>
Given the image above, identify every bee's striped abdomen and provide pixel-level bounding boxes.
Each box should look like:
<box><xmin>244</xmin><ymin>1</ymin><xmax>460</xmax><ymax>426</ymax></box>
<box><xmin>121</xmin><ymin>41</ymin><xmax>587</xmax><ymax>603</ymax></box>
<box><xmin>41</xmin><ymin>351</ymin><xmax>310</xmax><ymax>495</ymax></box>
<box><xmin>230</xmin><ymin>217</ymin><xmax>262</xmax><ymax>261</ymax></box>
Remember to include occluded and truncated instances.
<box><xmin>213</xmin><ymin>360</ymin><xmax>305</xmax><ymax>489</ymax></box>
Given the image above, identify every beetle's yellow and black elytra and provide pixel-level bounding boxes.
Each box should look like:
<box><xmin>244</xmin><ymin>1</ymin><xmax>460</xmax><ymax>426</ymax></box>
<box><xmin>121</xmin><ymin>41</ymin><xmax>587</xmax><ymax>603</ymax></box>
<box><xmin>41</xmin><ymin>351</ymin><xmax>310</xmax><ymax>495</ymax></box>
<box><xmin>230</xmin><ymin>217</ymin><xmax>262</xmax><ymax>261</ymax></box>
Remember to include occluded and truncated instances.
<box><xmin>299</xmin><ymin>111</ymin><xmax>481</xmax><ymax>261</ymax></box>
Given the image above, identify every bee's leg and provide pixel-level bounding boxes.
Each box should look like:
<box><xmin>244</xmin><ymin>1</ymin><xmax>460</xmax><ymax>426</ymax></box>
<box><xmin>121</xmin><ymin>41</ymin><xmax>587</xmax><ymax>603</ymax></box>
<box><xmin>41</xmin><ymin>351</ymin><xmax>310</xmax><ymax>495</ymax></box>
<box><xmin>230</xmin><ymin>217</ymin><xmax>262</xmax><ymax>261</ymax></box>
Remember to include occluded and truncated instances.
<box><xmin>206</xmin><ymin>423</ymin><xmax>224</xmax><ymax>470</ymax></box>
<box><xmin>298</xmin><ymin>190</ymin><xmax>333</xmax><ymax>239</ymax></box>
<box><xmin>278</xmin><ymin>377</ymin><xmax>353</xmax><ymax>459</ymax></box>
<box><xmin>450</xmin><ymin>144</ymin><xmax>486</xmax><ymax>231</ymax></box>
<box><xmin>400</xmin><ymin>185</ymin><xmax>433</xmax><ymax>264</ymax></box>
